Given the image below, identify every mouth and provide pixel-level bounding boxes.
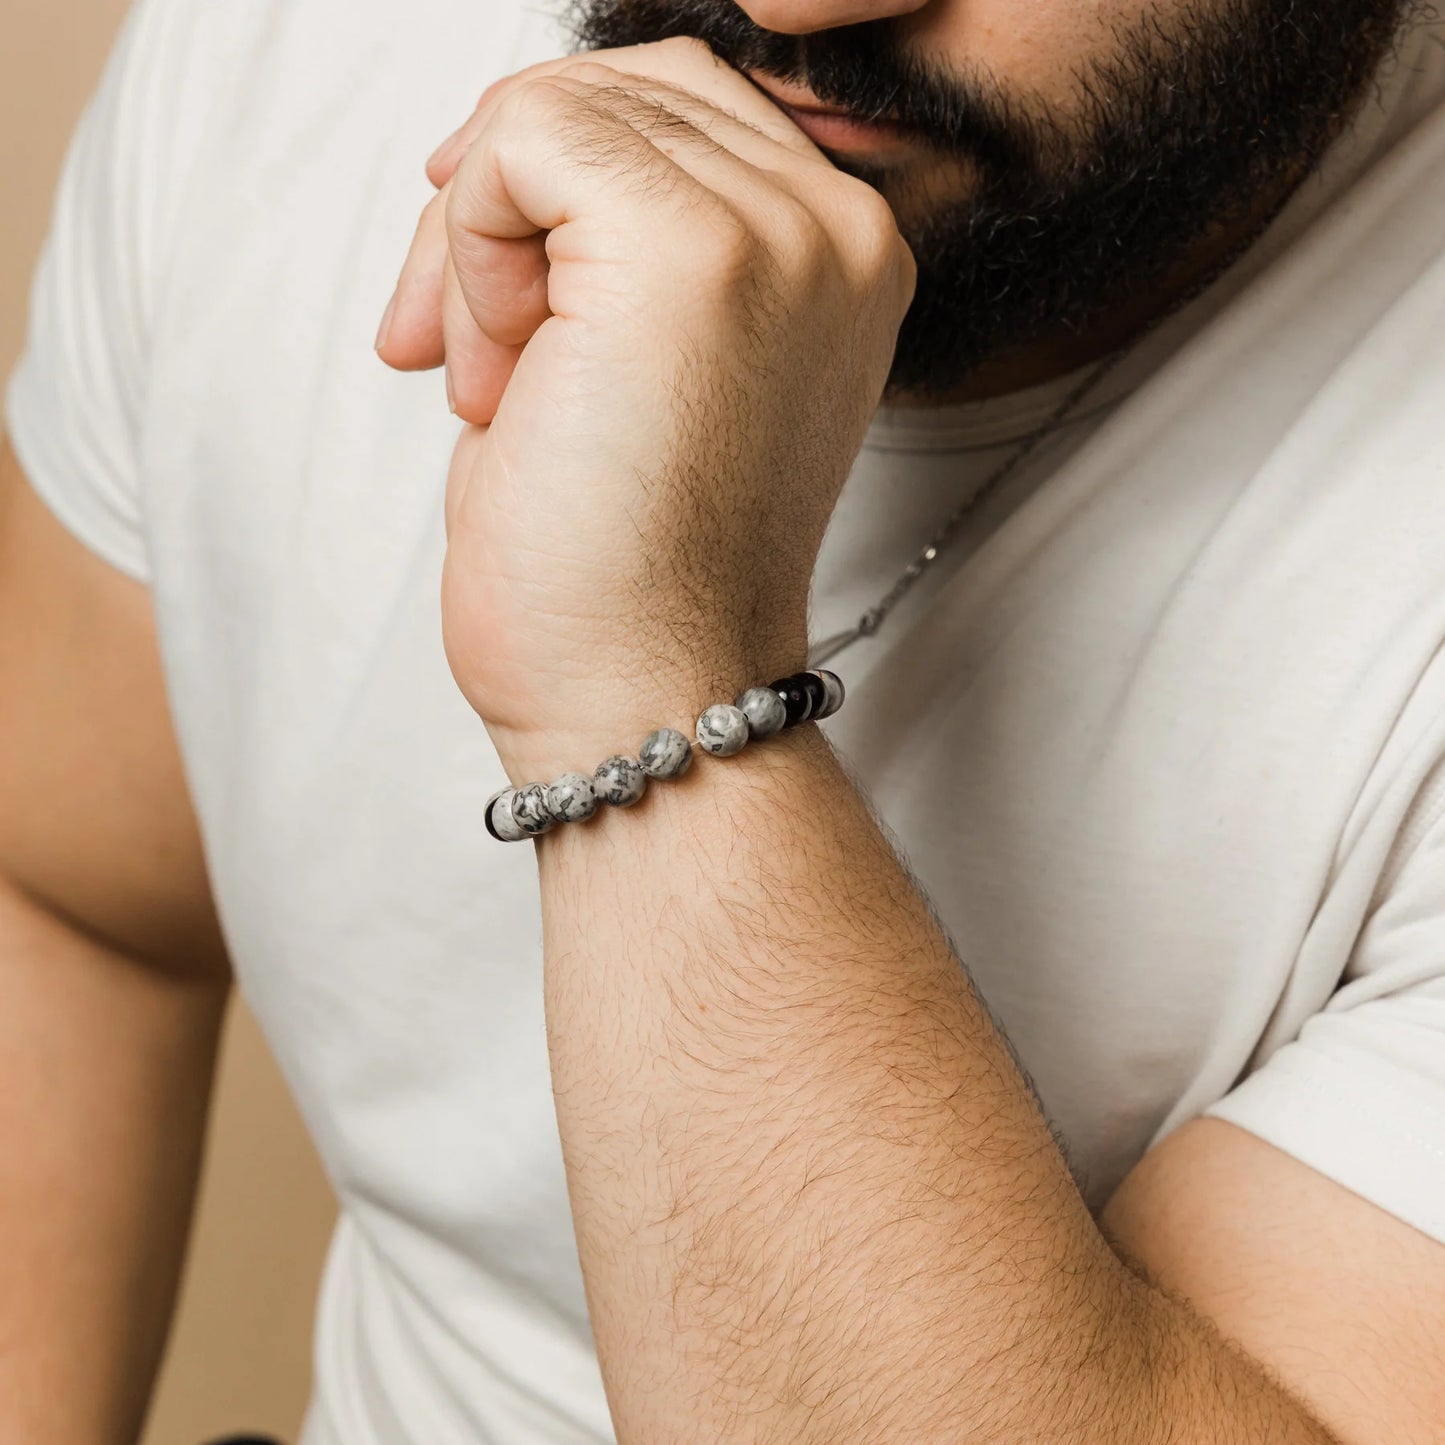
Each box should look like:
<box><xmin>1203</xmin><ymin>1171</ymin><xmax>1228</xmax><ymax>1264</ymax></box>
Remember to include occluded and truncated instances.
<box><xmin>746</xmin><ymin>72</ymin><xmax>915</xmax><ymax>156</ymax></box>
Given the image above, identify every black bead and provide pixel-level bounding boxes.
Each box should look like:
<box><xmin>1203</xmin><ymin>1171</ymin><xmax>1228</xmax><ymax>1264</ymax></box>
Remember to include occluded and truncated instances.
<box><xmin>770</xmin><ymin>673</ymin><xmax>825</xmax><ymax>727</ymax></box>
<box><xmin>484</xmin><ymin>792</ymin><xmax>507</xmax><ymax>842</ymax></box>
<box><xmin>794</xmin><ymin>672</ymin><xmax>828</xmax><ymax>718</ymax></box>
<box><xmin>769</xmin><ymin>676</ymin><xmax>811</xmax><ymax>726</ymax></box>
<box><xmin>808</xmin><ymin>669</ymin><xmax>845</xmax><ymax>719</ymax></box>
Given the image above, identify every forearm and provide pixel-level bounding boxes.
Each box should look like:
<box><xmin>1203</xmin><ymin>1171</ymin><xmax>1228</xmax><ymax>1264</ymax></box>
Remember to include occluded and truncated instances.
<box><xmin>0</xmin><ymin>875</ymin><xmax>226</xmax><ymax>1444</ymax></box>
<box><xmin>515</xmin><ymin>721</ymin><xmax>1337</xmax><ymax>1443</ymax></box>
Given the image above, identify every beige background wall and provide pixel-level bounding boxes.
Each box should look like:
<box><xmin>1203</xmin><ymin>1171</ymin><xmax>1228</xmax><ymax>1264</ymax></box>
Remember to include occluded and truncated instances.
<box><xmin>1</xmin><ymin>3</ymin><xmax>337</xmax><ymax>1441</ymax></box>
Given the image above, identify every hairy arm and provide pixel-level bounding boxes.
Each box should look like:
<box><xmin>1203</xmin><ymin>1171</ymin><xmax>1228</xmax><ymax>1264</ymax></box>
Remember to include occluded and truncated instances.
<box><xmin>380</xmin><ymin>41</ymin><xmax>1443</xmax><ymax>1443</ymax></box>
<box><xmin>504</xmin><ymin>714</ymin><xmax>1438</xmax><ymax>1443</ymax></box>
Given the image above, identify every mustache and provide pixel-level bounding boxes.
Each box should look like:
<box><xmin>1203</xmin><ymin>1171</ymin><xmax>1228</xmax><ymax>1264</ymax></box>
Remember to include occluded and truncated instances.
<box><xmin>565</xmin><ymin>0</ymin><xmax>1038</xmax><ymax>176</ymax></box>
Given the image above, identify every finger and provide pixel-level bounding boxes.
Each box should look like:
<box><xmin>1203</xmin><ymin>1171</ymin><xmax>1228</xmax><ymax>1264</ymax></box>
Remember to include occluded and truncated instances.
<box><xmin>442</xmin><ymin>252</ymin><xmax>522</xmax><ymax>425</ymax></box>
<box><xmin>573</xmin><ymin>42</ymin><xmax>823</xmax><ymax>159</ymax></box>
<box><xmin>425</xmin><ymin>77</ymin><xmax>508</xmax><ymax>189</ymax></box>
<box><xmin>433</xmin><ymin>68</ymin><xmax>829</xmax><ymax>413</ymax></box>
<box><xmin>376</xmin><ymin>187</ymin><xmax>449</xmax><ymax>369</ymax></box>
<box><xmin>448</xmin><ymin>73</ymin><xmax>778</xmax><ymax>253</ymax></box>
<box><xmin>556</xmin><ymin>63</ymin><xmax>819</xmax><ymax>175</ymax></box>
<box><xmin>425</xmin><ymin>41</ymin><xmax>822</xmax><ymax>190</ymax></box>
<box><xmin>423</xmin><ymin>57</ymin><xmax>604</xmax><ymax>189</ymax></box>
<box><xmin>451</xmin><ymin>231</ymin><xmax>552</xmax><ymax>348</ymax></box>
<box><xmin>391</xmin><ymin>209</ymin><xmax>549</xmax><ymax>356</ymax></box>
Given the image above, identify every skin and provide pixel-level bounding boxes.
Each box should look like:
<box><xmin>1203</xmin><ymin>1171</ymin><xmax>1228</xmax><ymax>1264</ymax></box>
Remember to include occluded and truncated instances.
<box><xmin>0</xmin><ymin>3</ymin><xmax>1435</xmax><ymax>1440</ymax></box>
<box><xmin>567</xmin><ymin>0</ymin><xmax>1415</xmax><ymax>400</ymax></box>
<box><xmin>373</xmin><ymin>20</ymin><xmax>1445</xmax><ymax>1445</ymax></box>
<box><xmin>0</xmin><ymin>437</ymin><xmax>231</xmax><ymax>1443</ymax></box>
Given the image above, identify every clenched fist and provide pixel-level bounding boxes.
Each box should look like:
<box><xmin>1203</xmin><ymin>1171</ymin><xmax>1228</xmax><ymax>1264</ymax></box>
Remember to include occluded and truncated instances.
<box><xmin>376</xmin><ymin>38</ymin><xmax>915</xmax><ymax>773</ymax></box>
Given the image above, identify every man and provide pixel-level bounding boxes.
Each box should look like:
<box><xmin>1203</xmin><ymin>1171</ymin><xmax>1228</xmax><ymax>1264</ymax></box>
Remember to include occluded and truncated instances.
<box><xmin>2</xmin><ymin>0</ymin><xmax>1443</xmax><ymax>1439</ymax></box>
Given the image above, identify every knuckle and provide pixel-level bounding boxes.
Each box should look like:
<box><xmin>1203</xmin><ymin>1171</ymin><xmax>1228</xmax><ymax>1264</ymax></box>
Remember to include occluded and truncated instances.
<box><xmin>692</xmin><ymin>204</ymin><xmax>757</xmax><ymax>280</ymax></box>
<box><xmin>763</xmin><ymin>193</ymin><xmax>830</xmax><ymax>271</ymax></box>
<box><xmin>851</xmin><ymin>181</ymin><xmax>903</xmax><ymax>249</ymax></box>
<box><xmin>835</xmin><ymin>178</ymin><xmax>906</xmax><ymax>282</ymax></box>
<box><xmin>895</xmin><ymin>238</ymin><xmax>919</xmax><ymax>305</ymax></box>
<box><xmin>503</xmin><ymin>73</ymin><xmax>581</xmax><ymax>129</ymax></box>
<box><xmin>553</xmin><ymin>58</ymin><xmax>622</xmax><ymax>87</ymax></box>
<box><xmin>494</xmin><ymin>75</ymin><xmax>639</xmax><ymax>171</ymax></box>
<box><xmin>656</xmin><ymin>35</ymin><xmax>717</xmax><ymax>62</ymax></box>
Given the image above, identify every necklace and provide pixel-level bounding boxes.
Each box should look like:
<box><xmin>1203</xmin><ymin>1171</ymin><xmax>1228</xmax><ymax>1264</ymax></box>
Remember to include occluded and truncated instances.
<box><xmin>805</xmin><ymin>349</ymin><xmax>1128</xmax><ymax>669</ymax></box>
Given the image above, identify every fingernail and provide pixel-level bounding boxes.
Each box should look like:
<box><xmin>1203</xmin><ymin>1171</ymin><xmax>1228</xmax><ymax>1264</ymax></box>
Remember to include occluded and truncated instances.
<box><xmin>445</xmin><ymin>369</ymin><xmax>456</xmax><ymax>414</ymax></box>
<box><xmin>374</xmin><ymin>291</ymin><xmax>398</xmax><ymax>351</ymax></box>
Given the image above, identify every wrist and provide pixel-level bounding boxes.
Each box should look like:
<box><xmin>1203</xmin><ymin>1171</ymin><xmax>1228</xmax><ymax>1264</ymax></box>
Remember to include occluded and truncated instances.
<box><xmin>506</xmin><ymin>719</ymin><xmax>835</xmax><ymax>852</ymax></box>
<box><xmin>482</xmin><ymin>644</ymin><xmax>817</xmax><ymax>790</ymax></box>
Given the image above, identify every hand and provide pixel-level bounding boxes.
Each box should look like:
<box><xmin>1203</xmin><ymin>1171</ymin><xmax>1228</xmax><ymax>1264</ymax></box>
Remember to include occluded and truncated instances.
<box><xmin>376</xmin><ymin>39</ymin><xmax>915</xmax><ymax>769</ymax></box>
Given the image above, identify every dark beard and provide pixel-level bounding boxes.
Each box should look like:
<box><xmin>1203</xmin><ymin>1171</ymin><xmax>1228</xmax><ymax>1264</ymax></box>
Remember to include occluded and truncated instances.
<box><xmin>566</xmin><ymin>0</ymin><xmax>1420</xmax><ymax>397</ymax></box>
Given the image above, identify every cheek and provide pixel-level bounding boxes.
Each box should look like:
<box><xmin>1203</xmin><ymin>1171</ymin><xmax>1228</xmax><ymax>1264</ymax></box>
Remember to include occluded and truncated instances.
<box><xmin>899</xmin><ymin>0</ymin><xmax>1146</xmax><ymax>113</ymax></box>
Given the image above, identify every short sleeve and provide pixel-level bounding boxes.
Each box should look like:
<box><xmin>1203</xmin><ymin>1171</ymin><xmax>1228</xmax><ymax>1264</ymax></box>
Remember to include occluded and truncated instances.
<box><xmin>3</xmin><ymin>0</ymin><xmax>193</xmax><ymax>583</ymax></box>
<box><xmin>1205</xmin><ymin>763</ymin><xmax>1445</xmax><ymax>1243</ymax></box>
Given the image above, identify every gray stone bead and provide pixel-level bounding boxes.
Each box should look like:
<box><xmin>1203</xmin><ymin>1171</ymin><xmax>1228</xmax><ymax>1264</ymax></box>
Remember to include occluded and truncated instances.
<box><xmin>734</xmin><ymin>685</ymin><xmax>787</xmax><ymax>739</ymax></box>
<box><xmin>485</xmin><ymin>787</ymin><xmax>529</xmax><ymax>843</ymax></box>
<box><xmin>639</xmin><ymin>727</ymin><xmax>693</xmax><ymax>780</ymax></box>
<box><xmin>594</xmin><ymin>755</ymin><xmax>648</xmax><ymax>807</ymax></box>
<box><xmin>697</xmin><ymin>703</ymin><xmax>750</xmax><ymax>757</ymax></box>
<box><xmin>812</xmin><ymin>669</ymin><xmax>846</xmax><ymax>720</ymax></box>
<box><xmin>511</xmin><ymin>781</ymin><xmax>556</xmax><ymax>835</ymax></box>
<box><xmin>547</xmin><ymin>771</ymin><xmax>599</xmax><ymax>823</ymax></box>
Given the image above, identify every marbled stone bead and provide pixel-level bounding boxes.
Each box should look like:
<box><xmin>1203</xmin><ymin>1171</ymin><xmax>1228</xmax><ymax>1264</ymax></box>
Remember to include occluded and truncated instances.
<box><xmin>547</xmin><ymin>772</ymin><xmax>599</xmax><ymax>823</ymax></box>
<box><xmin>696</xmin><ymin>703</ymin><xmax>750</xmax><ymax>757</ymax></box>
<box><xmin>484</xmin><ymin>787</ymin><xmax>529</xmax><ymax>843</ymax></box>
<box><xmin>809</xmin><ymin>669</ymin><xmax>846</xmax><ymax>720</ymax></box>
<box><xmin>511</xmin><ymin>781</ymin><xmax>556</xmax><ymax>835</ymax></box>
<box><xmin>594</xmin><ymin>755</ymin><xmax>648</xmax><ymax>807</ymax></box>
<box><xmin>770</xmin><ymin>675</ymin><xmax>816</xmax><ymax>727</ymax></box>
<box><xmin>639</xmin><ymin>727</ymin><xmax>693</xmax><ymax>780</ymax></box>
<box><xmin>734</xmin><ymin>685</ymin><xmax>787</xmax><ymax>739</ymax></box>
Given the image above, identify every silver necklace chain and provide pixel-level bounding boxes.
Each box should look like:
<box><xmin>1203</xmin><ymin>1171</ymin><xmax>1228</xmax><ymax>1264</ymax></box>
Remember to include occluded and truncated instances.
<box><xmin>806</xmin><ymin>350</ymin><xmax>1128</xmax><ymax>669</ymax></box>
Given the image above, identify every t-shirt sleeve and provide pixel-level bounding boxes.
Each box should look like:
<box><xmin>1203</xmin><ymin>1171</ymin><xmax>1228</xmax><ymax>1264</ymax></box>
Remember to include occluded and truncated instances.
<box><xmin>3</xmin><ymin>0</ymin><xmax>194</xmax><ymax>583</ymax></box>
<box><xmin>1205</xmin><ymin>764</ymin><xmax>1445</xmax><ymax>1243</ymax></box>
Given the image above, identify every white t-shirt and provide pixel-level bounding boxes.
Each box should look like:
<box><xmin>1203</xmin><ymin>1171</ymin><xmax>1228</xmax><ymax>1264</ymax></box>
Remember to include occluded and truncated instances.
<box><xmin>8</xmin><ymin>2</ymin><xmax>1445</xmax><ymax>1440</ymax></box>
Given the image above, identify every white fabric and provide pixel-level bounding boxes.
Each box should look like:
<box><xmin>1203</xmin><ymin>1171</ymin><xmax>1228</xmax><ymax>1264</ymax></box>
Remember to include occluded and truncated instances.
<box><xmin>7</xmin><ymin>1</ymin><xmax>1445</xmax><ymax>1439</ymax></box>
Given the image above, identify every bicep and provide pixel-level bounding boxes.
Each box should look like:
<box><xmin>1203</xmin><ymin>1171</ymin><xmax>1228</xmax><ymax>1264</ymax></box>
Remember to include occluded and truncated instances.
<box><xmin>1102</xmin><ymin>1115</ymin><xmax>1445</xmax><ymax>1444</ymax></box>
<box><xmin>0</xmin><ymin>436</ymin><xmax>227</xmax><ymax>976</ymax></box>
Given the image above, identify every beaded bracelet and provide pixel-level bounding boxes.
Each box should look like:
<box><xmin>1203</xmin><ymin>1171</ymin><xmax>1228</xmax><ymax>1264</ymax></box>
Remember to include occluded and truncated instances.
<box><xmin>484</xmin><ymin>669</ymin><xmax>845</xmax><ymax>842</ymax></box>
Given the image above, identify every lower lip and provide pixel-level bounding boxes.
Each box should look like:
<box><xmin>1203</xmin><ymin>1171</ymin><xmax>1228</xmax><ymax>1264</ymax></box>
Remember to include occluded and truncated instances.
<box><xmin>775</xmin><ymin>100</ymin><xmax>914</xmax><ymax>155</ymax></box>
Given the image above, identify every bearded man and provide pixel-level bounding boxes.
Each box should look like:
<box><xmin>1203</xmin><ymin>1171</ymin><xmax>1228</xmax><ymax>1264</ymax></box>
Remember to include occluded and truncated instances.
<box><xmin>3</xmin><ymin>0</ymin><xmax>1444</xmax><ymax>1440</ymax></box>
